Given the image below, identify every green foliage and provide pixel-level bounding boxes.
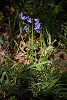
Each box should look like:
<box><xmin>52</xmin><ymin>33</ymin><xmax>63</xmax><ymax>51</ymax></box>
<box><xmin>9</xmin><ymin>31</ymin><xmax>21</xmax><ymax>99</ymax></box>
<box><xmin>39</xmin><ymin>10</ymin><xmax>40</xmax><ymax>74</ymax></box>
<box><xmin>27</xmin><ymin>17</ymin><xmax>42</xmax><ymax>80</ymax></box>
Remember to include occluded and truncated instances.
<box><xmin>1</xmin><ymin>23</ymin><xmax>66</xmax><ymax>99</ymax></box>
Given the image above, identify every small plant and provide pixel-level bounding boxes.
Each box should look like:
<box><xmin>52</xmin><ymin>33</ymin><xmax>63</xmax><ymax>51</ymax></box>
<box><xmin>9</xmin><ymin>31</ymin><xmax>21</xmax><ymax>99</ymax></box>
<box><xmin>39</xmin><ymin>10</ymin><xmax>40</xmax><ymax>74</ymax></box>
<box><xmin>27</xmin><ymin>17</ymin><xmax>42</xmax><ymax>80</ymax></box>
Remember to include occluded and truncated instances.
<box><xmin>17</xmin><ymin>11</ymin><xmax>65</xmax><ymax>97</ymax></box>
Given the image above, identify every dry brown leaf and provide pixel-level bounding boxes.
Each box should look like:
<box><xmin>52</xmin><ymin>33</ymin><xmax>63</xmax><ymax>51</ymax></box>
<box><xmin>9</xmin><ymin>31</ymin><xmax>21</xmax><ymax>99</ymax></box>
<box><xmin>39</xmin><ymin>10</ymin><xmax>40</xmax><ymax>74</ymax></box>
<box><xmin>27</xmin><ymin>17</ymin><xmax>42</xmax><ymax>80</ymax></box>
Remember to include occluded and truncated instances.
<box><xmin>14</xmin><ymin>53</ymin><xmax>29</xmax><ymax>65</ymax></box>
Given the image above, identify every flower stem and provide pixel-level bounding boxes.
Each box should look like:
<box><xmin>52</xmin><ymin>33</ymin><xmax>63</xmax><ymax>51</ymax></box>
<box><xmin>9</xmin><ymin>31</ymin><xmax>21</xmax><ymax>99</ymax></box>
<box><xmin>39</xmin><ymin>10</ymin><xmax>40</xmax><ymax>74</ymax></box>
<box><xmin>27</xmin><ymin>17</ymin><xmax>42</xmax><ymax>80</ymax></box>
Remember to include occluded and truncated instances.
<box><xmin>31</xmin><ymin>23</ymin><xmax>34</xmax><ymax>62</ymax></box>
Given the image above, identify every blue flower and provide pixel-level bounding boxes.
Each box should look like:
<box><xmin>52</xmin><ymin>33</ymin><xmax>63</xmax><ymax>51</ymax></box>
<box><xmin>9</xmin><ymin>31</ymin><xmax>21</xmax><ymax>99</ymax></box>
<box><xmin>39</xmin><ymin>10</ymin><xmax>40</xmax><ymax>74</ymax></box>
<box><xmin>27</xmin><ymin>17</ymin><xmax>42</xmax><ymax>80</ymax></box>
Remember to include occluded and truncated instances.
<box><xmin>23</xmin><ymin>25</ymin><xmax>28</xmax><ymax>32</ymax></box>
<box><xmin>26</xmin><ymin>16</ymin><xmax>33</xmax><ymax>23</ymax></box>
<box><xmin>19</xmin><ymin>11</ymin><xmax>26</xmax><ymax>20</ymax></box>
<box><xmin>34</xmin><ymin>18</ymin><xmax>41</xmax><ymax>32</ymax></box>
<box><xmin>19</xmin><ymin>12</ymin><xmax>41</xmax><ymax>32</ymax></box>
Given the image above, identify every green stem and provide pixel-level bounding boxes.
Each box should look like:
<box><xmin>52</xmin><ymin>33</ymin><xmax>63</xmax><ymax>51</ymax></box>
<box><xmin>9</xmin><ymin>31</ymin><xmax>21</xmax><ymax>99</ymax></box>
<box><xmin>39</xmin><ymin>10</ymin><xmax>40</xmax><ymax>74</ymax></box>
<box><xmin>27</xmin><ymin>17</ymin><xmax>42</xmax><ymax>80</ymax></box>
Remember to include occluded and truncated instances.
<box><xmin>48</xmin><ymin>33</ymin><xmax>51</xmax><ymax>46</ymax></box>
<box><xmin>40</xmin><ymin>29</ymin><xmax>43</xmax><ymax>60</ymax></box>
<box><xmin>31</xmin><ymin>23</ymin><xmax>34</xmax><ymax>62</ymax></box>
<box><xmin>28</xmin><ymin>24</ymin><xmax>31</xmax><ymax>63</ymax></box>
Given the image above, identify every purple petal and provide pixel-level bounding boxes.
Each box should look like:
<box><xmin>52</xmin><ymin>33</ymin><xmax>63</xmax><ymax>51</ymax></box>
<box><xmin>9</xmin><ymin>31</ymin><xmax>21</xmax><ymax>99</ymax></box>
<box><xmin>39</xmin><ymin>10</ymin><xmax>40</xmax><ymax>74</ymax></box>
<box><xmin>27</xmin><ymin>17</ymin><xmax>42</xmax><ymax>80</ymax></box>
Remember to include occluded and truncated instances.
<box><xmin>21</xmin><ymin>16</ymin><xmax>26</xmax><ymax>20</ymax></box>
<box><xmin>35</xmin><ymin>23</ymin><xmax>41</xmax><ymax>28</ymax></box>
<box><xmin>26</xmin><ymin>16</ymin><xmax>33</xmax><ymax>23</ymax></box>
<box><xmin>19</xmin><ymin>11</ymin><xmax>26</xmax><ymax>16</ymax></box>
<box><xmin>23</xmin><ymin>25</ymin><xmax>28</xmax><ymax>32</ymax></box>
<box><xmin>34</xmin><ymin>22</ymin><xmax>41</xmax><ymax>33</ymax></box>
<box><xmin>35</xmin><ymin>23</ymin><xmax>41</xmax><ymax>29</ymax></box>
<box><xmin>19</xmin><ymin>11</ymin><xmax>26</xmax><ymax>20</ymax></box>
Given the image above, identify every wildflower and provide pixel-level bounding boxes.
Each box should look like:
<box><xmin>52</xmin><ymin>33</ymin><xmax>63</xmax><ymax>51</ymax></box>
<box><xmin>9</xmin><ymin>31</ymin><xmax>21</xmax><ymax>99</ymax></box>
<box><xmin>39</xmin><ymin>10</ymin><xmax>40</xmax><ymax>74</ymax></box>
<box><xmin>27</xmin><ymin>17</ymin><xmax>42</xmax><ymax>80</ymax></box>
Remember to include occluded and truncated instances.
<box><xmin>19</xmin><ymin>11</ymin><xmax>41</xmax><ymax>32</ymax></box>
<box><xmin>26</xmin><ymin>16</ymin><xmax>33</xmax><ymax>23</ymax></box>
<box><xmin>23</xmin><ymin>25</ymin><xmax>28</xmax><ymax>32</ymax></box>
<box><xmin>19</xmin><ymin>11</ymin><xmax>26</xmax><ymax>20</ymax></box>
<box><xmin>34</xmin><ymin>18</ymin><xmax>41</xmax><ymax>32</ymax></box>
<box><xmin>34</xmin><ymin>23</ymin><xmax>41</xmax><ymax>32</ymax></box>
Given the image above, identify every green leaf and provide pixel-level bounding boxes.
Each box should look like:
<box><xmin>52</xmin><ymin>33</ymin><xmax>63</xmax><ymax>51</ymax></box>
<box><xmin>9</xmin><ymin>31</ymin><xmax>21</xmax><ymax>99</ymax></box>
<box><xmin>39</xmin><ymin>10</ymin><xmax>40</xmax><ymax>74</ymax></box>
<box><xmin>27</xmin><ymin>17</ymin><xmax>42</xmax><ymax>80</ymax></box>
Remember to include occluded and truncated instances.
<box><xmin>26</xmin><ymin>60</ymin><xmax>52</xmax><ymax>70</ymax></box>
<box><xmin>47</xmin><ymin>77</ymin><xmax>60</xmax><ymax>89</ymax></box>
<box><xmin>0</xmin><ymin>72</ymin><xmax>6</xmax><ymax>83</ymax></box>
